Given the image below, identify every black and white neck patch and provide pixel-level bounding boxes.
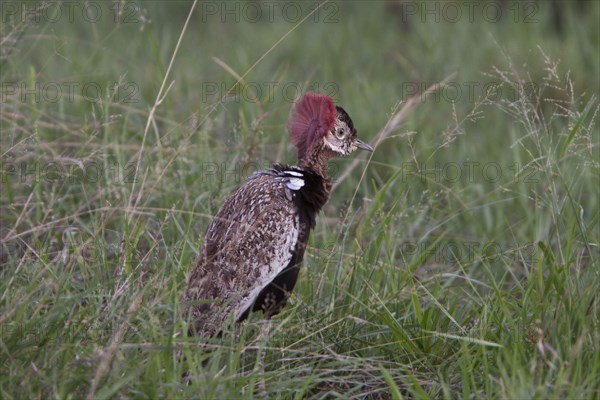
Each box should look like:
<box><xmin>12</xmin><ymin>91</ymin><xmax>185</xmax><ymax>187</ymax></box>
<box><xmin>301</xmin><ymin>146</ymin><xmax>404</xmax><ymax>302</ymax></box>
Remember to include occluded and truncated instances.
<box><xmin>275</xmin><ymin>167</ymin><xmax>306</xmax><ymax>191</ymax></box>
<box><xmin>249</xmin><ymin>163</ymin><xmax>330</xmax><ymax>227</ymax></box>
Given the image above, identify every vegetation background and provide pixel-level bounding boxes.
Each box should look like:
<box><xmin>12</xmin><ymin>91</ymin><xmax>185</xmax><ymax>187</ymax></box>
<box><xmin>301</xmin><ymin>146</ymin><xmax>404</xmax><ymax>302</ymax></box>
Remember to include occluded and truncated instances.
<box><xmin>1</xmin><ymin>1</ymin><xmax>598</xmax><ymax>398</ymax></box>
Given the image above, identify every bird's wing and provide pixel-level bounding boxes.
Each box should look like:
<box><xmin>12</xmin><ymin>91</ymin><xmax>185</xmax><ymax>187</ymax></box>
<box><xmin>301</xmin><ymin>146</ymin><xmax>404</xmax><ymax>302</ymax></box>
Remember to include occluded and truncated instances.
<box><xmin>185</xmin><ymin>170</ymin><xmax>303</xmax><ymax>334</ymax></box>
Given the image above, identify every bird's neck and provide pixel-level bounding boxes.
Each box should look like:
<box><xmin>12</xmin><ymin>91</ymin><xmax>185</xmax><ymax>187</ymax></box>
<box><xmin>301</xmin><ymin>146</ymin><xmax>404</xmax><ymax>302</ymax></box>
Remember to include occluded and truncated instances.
<box><xmin>298</xmin><ymin>141</ymin><xmax>334</xmax><ymax>180</ymax></box>
<box><xmin>291</xmin><ymin>142</ymin><xmax>333</xmax><ymax>228</ymax></box>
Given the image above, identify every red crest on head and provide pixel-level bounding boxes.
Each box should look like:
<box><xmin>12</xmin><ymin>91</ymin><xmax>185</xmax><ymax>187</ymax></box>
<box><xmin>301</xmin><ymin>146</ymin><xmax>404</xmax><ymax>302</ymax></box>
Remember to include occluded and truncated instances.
<box><xmin>287</xmin><ymin>92</ymin><xmax>336</xmax><ymax>160</ymax></box>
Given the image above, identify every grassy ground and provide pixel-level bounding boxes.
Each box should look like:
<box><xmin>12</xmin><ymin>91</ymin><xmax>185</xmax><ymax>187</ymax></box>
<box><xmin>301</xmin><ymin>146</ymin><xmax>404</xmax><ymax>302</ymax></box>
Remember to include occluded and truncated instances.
<box><xmin>1</xmin><ymin>1</ymin><xmax>599</xmax><ymax>398</ymax></box>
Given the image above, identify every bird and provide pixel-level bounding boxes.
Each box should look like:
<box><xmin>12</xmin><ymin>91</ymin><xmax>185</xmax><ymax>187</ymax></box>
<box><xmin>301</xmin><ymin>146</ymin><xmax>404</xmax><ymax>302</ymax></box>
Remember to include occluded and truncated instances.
<box><xmin>183</xmin><ymin>92</ymin><xmax>373</xmax><ymax>337</ymax></box>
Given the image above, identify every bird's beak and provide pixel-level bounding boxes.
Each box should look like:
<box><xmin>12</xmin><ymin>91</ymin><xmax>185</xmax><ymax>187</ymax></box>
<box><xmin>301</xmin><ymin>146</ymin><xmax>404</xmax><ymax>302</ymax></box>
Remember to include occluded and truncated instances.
<box><xmin>354</xmin><ymin>139</ymin><xmax>374</xmax><ymax>152</ymax></box>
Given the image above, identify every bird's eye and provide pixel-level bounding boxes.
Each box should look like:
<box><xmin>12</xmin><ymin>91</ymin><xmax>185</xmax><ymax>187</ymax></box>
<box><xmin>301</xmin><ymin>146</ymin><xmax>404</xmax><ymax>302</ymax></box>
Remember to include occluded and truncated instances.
<box><xmin>335</xmin><ymin>128</ymin><xmax>345</xmax><ymax>139</ymax></box>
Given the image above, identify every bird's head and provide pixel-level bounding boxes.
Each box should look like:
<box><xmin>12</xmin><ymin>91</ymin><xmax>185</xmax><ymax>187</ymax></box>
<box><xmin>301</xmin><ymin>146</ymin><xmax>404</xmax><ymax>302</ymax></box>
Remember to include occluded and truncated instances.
<box><xmin>288</xmin><ymin>93</ymin><xmax>373</xmax><ymax>162</ymax></box>
<box><xmin>324</xmin><ymin>106</ymin><xmax>374</xmax><ymax>155</ymax></box>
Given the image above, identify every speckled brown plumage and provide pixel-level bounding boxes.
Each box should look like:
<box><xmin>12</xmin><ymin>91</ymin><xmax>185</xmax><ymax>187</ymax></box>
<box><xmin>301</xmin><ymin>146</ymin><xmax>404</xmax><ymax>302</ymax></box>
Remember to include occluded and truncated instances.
<box><xmin>183</xmin><ymin>93</ymin><xmax>373</xmax><ymax>337</ymax></box>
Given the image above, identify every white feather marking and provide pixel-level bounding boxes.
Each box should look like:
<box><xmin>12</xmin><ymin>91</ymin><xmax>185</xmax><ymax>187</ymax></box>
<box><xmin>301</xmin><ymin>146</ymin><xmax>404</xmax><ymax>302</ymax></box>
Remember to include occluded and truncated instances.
<box><xmin>234</xmin><ymin>214</ymin><xmax>299</xmax><ymax>320</ymax></box>
<box><xmin>285</xmin><ymin>170</ymin><xmax>303</xmax><ymax>177</ymax></box>
<box><xmin>286</xmin><ymin>177</ymin><xmax>304</xmax><ymax>191</ymax></box>
<box><xmin>324</xmin><ymin>139</ymin><xmax>345</xmax><ymax>154</ymax></box>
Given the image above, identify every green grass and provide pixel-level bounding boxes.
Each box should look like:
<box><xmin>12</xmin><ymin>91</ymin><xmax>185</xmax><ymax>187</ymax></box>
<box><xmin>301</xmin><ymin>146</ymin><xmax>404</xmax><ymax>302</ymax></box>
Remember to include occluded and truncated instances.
<box><xmin>1</xmin><ymin>1</ymin><xmax>599</xmax><ymax>398</ymax></box>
